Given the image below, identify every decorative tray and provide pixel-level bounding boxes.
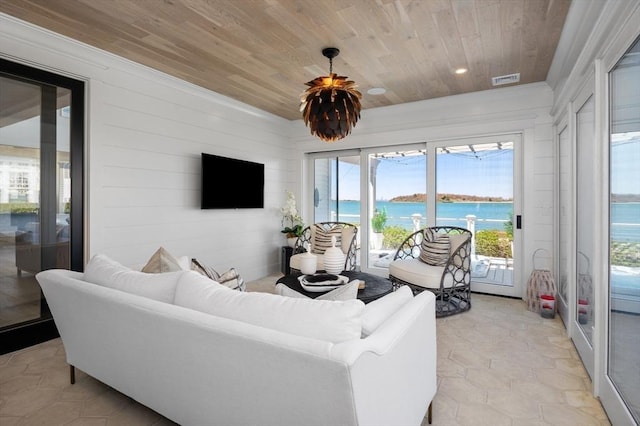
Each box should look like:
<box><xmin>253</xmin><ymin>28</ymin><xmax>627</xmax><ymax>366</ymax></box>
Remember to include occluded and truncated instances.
<box><xmin>298</xmin><ymin>274</ymin><xmax>349</xmax><ymax>292</ymax></box>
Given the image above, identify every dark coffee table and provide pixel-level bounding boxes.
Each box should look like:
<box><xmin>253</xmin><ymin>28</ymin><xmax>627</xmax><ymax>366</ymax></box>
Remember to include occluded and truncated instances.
<box><xmin>276</xmin><ymin>271</ymin><xmax>393</xmax><ymax>304</ymax></box>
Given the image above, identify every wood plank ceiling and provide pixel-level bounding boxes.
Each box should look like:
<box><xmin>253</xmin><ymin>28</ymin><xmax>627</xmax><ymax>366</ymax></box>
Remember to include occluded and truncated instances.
<box><xmin>0</xmin><ymin>0</ymin><xmax>571</xmax><ymax>120</ymax></box>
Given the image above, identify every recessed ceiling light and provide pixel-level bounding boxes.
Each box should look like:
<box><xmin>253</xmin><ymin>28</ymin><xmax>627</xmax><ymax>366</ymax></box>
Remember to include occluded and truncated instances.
<box><xmin>367</xmin><ymin>87</ymin><xmax>386</xmax><ymax>95</ymax></box>
<box><xmin>455</xmin><ymin>68</ymin><xmax>468</xmax><ymax>75</ymax></box>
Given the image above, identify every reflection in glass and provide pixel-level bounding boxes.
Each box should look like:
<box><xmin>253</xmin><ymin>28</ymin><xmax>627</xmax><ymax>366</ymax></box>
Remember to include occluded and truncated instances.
<box><xmin>313</xmin><ymin>155</ymin><xmax>360</xmax><ymax>224</ymax></box>
<box><xmin>0</xmin><ymin>75</ymin><xmax>71</xmax><ymax>329</ymax></box>
<box><xmin>608</xmin><ymin>36</ymin><xmax>640</xmax><ymax>423</ymax></box>
<box><xmin>576</xmin><ymin>95</ymin><xmax>595</xmax><ymax>343</ymax></box>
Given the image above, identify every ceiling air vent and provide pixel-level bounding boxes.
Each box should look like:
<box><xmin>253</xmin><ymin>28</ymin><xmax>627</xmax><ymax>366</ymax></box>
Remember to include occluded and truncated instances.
<box><xmin>491</xmin><ymin>73</ymin><xmax>520</xmax><ymax>86</ymax></box>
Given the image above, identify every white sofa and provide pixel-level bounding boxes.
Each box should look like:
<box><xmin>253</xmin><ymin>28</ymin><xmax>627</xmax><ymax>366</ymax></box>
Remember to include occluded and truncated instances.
<box><xmin>36</xmin><ymin>255</ymin><xmax>437</xmax><ymax>426</ymax></box>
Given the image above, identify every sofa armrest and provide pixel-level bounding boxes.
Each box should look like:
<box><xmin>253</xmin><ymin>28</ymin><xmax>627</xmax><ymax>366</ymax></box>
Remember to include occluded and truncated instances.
<box><xmin>332</xmin><ymin>290</ymin><xmax>436</xmax><ymax>426</ymax></box>
<box><xmin>330</xmin><ymin>290</ymin><xmax>435</xmax><ymax>363</ymax></box>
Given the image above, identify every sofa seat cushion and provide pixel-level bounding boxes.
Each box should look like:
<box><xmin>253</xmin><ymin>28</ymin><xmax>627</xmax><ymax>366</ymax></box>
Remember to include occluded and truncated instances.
<box><xmin>389</xmin><ymin>258</ymin><xmax>453</xmax><ymax>289</ymax></box>
<box><xmin>174</xmin><ymin>271</ymin><xmax>364</xmax><ymax>343</ymax></box>
<box><xmin>84</xmin><ymin>254</ymin><xmax>183</xmax><ymax>304</ymax></box>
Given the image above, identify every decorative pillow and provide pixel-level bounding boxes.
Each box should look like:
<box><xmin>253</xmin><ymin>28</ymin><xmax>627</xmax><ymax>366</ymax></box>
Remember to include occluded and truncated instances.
<box><xmin>174</xmin><ymin>272</ymin><xmax>364</xmax><ymax>343</ymax></box>
<box><xmin>191</xmin><ymin>258</ymin><xmax>245</xmax><ymax>291</ymax></box>
<box><xmin>141</xmin><ymin>247</ymin><xmax>186</xmax><ymax>273</ymax></box>
<box><xmin>276</xmin><ymin>280</ymin><xmax>360</xmax><ymax>301</ymax></box>
<box><xmin>84</xmin><ymin>254</ymin><xmax>182</xmax><ymax>303</ymax></box>
<box><xmin>340</xmin><ymin>226</ymin><xmax>356</xmax><ymax>254</ymax></box>
<box><xmin>313</xmin><ymin>225</ymin><xmax>343</xmax><ymax>254</ymax></box>
<box><xmin>361</xmin><ymin>285</ymin><xmax>413</xmax><ymax>337</ymax></box>
<box><xmin>419</xmin><ymin>229</ymin><xmax>450</xmax><ymax>266</ymax></box>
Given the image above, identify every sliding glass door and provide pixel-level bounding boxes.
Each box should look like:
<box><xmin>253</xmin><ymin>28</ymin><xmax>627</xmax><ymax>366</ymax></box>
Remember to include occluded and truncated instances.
<box><xmin>0</xmin><ymin>59</ymin><xmax>84</xmax><ymax>354</ymax></box>
<box><xmin>309</xmin><ymin>136</ymin><xmax>521</xmax><ymax>298</ymax></box>
<box><xmin>365</xmin><ymin>147</ymin><xmax>426</xmax><ymax>271</ymax></box>
<box><xmin>435</xmin><ymin>136</ymin><xmax>519</xmax><ymax>296</ymax></box>
<box><xmin>606</xmin><ymin>36</ymin><xmax>640</xmax><ymax>425</ymax></box>
<box><xmin>574</xmin><ymin>90</ymin><xmax>596</xmax><ymax>377</ymax></box>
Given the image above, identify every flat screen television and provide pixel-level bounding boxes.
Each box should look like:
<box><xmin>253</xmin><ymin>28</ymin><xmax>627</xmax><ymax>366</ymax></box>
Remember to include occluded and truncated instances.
<box><xmin>201</xmin><ymin>153</ymin><xmax>264</xmax><ymax>209</ymax></box>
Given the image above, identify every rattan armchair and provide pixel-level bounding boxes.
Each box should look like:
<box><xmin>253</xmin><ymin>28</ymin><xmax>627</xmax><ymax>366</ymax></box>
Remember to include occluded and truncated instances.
<box><xmin>389</xmin><ymin>226</ymin><xmax>472</xmax><ymax>317</ymax></box>
<box><xmin>290</xmin><ymin>222</ymin><xmax>359</xmax><ymax>273</ymax></box>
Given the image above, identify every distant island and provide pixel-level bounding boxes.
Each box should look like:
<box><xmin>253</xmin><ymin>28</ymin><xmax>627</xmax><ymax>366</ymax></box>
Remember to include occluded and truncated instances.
<box><xmin>389</xmin><ymin>193</ymin><xmax>513</xmax><ymax>203</ymax></box>
<box><xmin>612</xmin><ymin>194</ymin><xmax>640</xmax><ymax>202</ymax></box>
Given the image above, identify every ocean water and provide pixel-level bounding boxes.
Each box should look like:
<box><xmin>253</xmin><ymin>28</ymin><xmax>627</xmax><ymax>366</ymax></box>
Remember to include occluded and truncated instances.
<box><xmin>337</xmin><ymin>200</ymin><xmax>512</xmax><ymax>232</ymax></box>
<box><xmin>335</xmin><ymin>200</ymin><xmax>640</xmax><ymax>241</ymax></box>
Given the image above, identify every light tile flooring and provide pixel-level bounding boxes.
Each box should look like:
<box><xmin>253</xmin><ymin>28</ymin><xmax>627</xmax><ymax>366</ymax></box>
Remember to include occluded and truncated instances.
<box><xmin>0</xmin><ymin>274</ymin><xmax>611</xmax><ymax>426</ymax></box>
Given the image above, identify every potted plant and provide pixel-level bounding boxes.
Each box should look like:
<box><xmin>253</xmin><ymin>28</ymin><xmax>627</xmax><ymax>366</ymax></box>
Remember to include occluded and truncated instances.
<box><xmin>371</xmin><ymin>208</ymin><xmax>387</xmax><ymax>250</ymax></box>
<box><xmin>281</xmin><ymin>190</ymin><xmax>304</xmax><ymax>247</ymax></box>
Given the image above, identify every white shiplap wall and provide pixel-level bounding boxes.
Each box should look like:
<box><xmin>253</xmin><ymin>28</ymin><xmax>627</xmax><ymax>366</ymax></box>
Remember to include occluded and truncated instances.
<box><xmin>1</xmin><ymin>14</ymin><xmax>297</xmax><ymax>281</ymax></box>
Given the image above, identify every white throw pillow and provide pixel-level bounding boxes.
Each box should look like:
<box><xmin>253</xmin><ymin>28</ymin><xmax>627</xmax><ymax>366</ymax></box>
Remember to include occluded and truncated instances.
<box><xmin>84</xmin><ymin>254</ymin><xmax>182</xmax><ymax>304</ymax></box>
<box><xmin>361</xmin><ymin>285</ymin><xmax>413</xmax><ymax>337</ymax></box>
<box><xmin>275</xmin><ymin>280</ymin><xmax>359</xmax><ymax>301</ymax></box>
<box><xmin>175</xmin><ymin>272</ymin><xmax>364</xmax><ymax>343</ymax></box>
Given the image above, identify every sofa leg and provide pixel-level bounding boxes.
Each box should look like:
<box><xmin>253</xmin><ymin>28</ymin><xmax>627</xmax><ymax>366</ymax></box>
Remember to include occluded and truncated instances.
<box><xmin>427</xmin><ymin>401</ymin><xmax>433</xmax><ymax>424</ymax></box>
<box><xmin>70</xmin><ymin>365</ymin><xmax>75</xmax><ymax>384</ymax></box>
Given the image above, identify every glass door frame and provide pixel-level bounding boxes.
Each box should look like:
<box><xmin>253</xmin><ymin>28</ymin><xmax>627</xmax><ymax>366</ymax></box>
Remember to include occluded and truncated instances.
<box><xmin>360</xmin><ymin>142</ymin><xmax>428</xmax><ymax>275</ymax></box>
<box><xmin>555</xmin><ymin>114</ymin><xmax>574</xmax><ymax>328</ymax></box>
<box><xmin>596</xmin><ymin>22</ymin><xmax>640</xmax><ymax>426</ymax></box>
<box><xmin>571</xmin><ymin>74</ymin><xmax>597</xmax><ymax>380</ymax></box>
<box><xmin>308</xmin><ymin>134</ymin><xmax>523</xmax><ymax>298</ymax></box>
<box><xmin>429</xmin><ymin>133</ymin><xmax>522</xmax><ymax>297</ymax></box>
<box><xmin>0</xmin><ymin>58</ymin><xmax>85</xmax><ymax>354</ymax></box>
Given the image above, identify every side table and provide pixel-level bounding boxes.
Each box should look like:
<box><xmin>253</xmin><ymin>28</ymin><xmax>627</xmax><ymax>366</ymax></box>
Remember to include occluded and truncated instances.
<box><xmin>280</xmin><ymin>246</ymin><xmax>293</xmax><ymax>275</ymax></box>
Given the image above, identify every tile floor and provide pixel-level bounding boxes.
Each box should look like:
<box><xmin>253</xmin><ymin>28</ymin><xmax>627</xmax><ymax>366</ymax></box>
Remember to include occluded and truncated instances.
<box><xmin>0</xmin><ymin>274</ymin><xmax>611</xmax><ymax>426</ymax></box>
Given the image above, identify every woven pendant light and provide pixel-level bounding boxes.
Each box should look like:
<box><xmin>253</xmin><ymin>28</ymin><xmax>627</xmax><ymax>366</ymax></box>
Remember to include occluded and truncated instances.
<box><xmin>300</xmin><ymin>48</ymin><xmax>362</xmax><ymax>142</ymax></box>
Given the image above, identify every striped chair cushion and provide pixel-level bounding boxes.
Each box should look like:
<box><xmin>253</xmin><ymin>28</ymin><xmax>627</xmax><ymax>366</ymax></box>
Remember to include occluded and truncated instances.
<box><xmin>419</xmin><ymin>229</ymin><xmax>450</xmax><ymax>266</ymax></box>
<box><xmin>313</xmin><ymin>225</ymin><xmax>343</xmax><ymax>254</ymax></box>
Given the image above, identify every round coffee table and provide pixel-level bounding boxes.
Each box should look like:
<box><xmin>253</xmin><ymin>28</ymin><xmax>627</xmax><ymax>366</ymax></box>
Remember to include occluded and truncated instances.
<box><xmin>276</xmin><ymin>271</ymin><xmax>393</xmax><ymax>303</ymax></box>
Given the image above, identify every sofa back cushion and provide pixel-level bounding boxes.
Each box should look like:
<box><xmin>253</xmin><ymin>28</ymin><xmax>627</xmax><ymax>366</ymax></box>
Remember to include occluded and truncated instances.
<box><xmin>174</xmin><ymin>272</ymin><xmax>364</xmax><ymax>343</ymax></box>
<box><xmin>361</xmin><ymin>285</ymin><xmax>413</xmax><ymax>337</ymax></box>
<box><xmin>84</xmin><ymin>254</ymin><xmax>182</xmax><ymax>304</ymax></box>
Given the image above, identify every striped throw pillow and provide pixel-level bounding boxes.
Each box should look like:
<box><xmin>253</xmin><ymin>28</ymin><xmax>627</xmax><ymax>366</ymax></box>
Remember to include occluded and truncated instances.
<box><xmin>419</xmin><ymin>229</ymin><xmax>450</xmax><ymax>266</ymax></box>
<box><xmin>313</xmin><ymin>225</ymin><xmax>342</xmax><ymax>254</ymax></box>
<box><xmin>191</xmin><ymin>259</ymin><xmax>245</xmax><ymax>291</ymax></box>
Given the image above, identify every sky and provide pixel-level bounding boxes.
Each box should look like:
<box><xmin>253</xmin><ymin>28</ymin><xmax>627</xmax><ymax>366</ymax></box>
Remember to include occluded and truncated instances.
<box><xmin>338</xmin><ymin>148</ymin><xmax>514</xmax><ymax>201</ymax></box>
<box><xmin>611</xmin><ymin>132</ymin><xmax>640</xmax><ymax>195</ymax></box>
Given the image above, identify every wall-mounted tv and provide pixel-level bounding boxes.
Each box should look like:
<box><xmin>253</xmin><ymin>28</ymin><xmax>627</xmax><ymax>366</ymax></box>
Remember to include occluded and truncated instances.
<box><xmin>201</xmin><ymin>153</ymin><xmax>264</xmax><ymax>209</ymax></box>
